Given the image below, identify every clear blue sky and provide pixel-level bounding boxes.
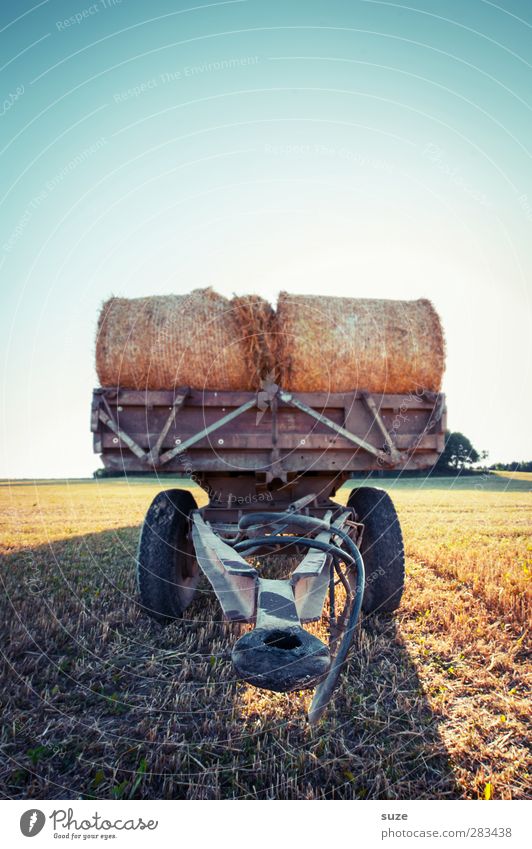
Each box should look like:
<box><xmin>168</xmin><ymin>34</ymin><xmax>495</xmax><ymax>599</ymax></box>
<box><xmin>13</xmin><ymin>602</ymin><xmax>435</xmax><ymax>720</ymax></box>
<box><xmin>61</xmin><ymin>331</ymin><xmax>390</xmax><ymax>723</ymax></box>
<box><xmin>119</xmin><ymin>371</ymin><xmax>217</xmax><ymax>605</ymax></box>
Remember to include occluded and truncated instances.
<box><xmin>1</xmin><ymin>0</ymin><xmax>531</xmax><ymax>477</ymax></box>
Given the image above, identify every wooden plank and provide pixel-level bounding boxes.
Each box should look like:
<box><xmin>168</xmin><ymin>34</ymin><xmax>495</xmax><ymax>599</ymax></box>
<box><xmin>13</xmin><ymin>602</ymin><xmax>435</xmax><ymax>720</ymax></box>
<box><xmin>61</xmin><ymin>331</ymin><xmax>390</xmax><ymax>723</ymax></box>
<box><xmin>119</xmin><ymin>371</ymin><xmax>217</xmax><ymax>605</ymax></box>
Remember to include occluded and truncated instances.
<box><xmin>97</xmin><ymin>387</ymin><xmax>443</xmax><ymax>411</ymax></box>
<box><xmin>94</xmin><ymin>384</ymin><xmax>445</xmax><ymax>476</ymax></box>
<box><xmin>90</xmin><ymin>394</ymin><xmax>101</xmax><ymax>433</ymax></box>
<box><xmin>101</xmin><ymin>448</ymin><xmax>441</xmax><ymax>473</ymax></box>
<box><xmin>99</xmin><ymin>395</ymin><xmax>434</xmax><ymax>442</ymax></box>
<box><xmin>101</xmin><ymin>431</ymin><xmax>440</xmax><ymax>452</ymax></box>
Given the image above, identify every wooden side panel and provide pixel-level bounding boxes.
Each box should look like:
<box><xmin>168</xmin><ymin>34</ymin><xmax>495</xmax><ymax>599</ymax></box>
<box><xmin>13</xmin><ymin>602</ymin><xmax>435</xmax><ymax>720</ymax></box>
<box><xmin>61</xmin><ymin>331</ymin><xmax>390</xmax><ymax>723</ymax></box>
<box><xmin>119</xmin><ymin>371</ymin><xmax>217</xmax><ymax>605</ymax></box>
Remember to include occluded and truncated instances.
<box><xmin>92</xmin><ymin>388</ymin><xmax>446</xmax><ymax>474</ymax></box>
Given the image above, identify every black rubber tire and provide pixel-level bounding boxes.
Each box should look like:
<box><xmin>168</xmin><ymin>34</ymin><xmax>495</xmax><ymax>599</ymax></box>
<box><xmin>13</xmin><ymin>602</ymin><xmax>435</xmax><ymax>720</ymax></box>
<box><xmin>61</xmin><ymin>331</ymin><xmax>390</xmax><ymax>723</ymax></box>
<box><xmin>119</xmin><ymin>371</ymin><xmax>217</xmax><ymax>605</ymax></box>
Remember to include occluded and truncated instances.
<box><xmin>347</xmin><ymin>487</ymin><xmax>405</xmax><ymax>614</ymax></box>
<box><xmin>137</xmin><ymin>489</ymin><xmax>199</xmax><ymax>624</ymax></box>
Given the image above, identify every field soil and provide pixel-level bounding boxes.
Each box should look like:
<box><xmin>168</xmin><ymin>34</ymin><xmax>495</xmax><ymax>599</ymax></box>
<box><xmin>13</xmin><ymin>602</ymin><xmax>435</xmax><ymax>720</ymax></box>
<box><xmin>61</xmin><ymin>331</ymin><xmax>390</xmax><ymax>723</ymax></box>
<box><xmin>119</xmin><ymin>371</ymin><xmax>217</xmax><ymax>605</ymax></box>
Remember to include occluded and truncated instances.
<box><xmin>0</xmin><ymin>474</ymin><xmax>530</xmax><ymax>800</ymax></box>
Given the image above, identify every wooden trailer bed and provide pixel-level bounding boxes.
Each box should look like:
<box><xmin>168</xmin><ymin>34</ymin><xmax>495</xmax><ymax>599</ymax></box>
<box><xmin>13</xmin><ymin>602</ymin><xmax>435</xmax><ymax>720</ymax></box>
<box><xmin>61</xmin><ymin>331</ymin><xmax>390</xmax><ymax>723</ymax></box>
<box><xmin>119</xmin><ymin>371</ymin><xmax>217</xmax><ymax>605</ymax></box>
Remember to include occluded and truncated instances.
<box><xmin>92</xmin><ymin>386</ymin><xmax>446</xmax><ymax>474</ymax></box>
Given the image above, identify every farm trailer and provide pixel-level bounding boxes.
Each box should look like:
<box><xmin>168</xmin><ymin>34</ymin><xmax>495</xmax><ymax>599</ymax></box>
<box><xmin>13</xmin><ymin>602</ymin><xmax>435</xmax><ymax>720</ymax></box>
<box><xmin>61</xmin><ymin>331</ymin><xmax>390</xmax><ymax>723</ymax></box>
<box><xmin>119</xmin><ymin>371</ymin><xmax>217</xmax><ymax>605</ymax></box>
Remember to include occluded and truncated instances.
<box><xmin>91</xmin><ymin>383</ymin><xmax>446</xmax><ymax>722</ymax></box>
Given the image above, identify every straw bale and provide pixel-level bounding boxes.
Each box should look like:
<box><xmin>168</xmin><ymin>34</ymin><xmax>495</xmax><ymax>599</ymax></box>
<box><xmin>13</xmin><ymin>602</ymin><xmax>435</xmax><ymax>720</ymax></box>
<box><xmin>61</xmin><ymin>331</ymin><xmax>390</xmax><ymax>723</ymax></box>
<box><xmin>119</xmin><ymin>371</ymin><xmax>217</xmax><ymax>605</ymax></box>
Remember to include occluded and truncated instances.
<box><xmin>231</xmin><ymin>294</ymin><xmax>278</xmax><ymax>384</ymax></box>
<box><xmin>96</xmin><ymin>288</ymin><xmax>445</xmax><ymax>394</ymax></box>
<box><xmin>95</xmin><ymin>289</ymin><xmax>269</xmax><ymax>391</ymax></box>
<box><xmin>276</xmin><ymin>293</ymin><xmax>445</xmax><ymax>394</ymax></box>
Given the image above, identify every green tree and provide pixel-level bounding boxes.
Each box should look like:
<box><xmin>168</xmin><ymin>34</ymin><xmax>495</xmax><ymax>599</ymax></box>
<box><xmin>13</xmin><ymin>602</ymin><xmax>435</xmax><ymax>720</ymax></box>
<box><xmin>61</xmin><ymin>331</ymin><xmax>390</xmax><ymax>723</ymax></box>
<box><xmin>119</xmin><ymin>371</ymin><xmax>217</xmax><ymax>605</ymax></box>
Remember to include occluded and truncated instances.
<box><xmin>434</xmin><ymin>430</ymin><xmax>483</xmax><ymax>472</ymax></box>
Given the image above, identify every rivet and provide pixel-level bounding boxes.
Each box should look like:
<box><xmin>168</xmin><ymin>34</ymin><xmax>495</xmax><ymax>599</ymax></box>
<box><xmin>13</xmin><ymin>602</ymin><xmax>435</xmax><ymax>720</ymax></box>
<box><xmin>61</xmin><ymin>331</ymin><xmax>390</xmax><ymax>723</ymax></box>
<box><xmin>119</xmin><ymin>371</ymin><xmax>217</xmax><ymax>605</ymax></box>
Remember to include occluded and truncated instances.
<box><xmin>112</xmin><ymin>437</ymin><xmax>119</xmax><ymax>444</ymax></box>
<box><xmin>117</xmin><ymin>406</ymin><xmax>123</xmax><ymax>412</ymax></box>
<box><xmin>175</xmin><ymin>438</ymin><xmax>181</xmax><ymax>445</ymax></box>
<box><xmin>218</xmin><ymin>438</ymin><xmax>224</xmax><ymax>445</ymax></box>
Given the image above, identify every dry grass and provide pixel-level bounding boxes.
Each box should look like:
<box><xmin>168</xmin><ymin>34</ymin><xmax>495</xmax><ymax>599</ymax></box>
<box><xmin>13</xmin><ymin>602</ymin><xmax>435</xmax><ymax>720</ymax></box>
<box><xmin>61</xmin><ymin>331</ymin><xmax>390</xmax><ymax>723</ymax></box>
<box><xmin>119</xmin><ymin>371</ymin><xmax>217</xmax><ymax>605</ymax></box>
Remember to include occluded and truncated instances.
<box><xmin>0</xmin><ymin>475</ymin><xmax>530</xmax><ymax>800</ymax></box>
<box><xmin>493</xmin><ymin>470</ymin><xmax>532</xmax><ymax>482</ymax></box>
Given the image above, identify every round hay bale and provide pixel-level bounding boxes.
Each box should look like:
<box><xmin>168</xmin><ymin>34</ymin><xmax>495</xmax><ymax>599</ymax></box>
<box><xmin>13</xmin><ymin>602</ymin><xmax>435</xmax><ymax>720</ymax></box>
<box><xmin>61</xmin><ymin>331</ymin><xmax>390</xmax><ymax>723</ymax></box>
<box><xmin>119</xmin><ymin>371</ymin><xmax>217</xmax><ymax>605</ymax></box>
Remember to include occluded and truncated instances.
<box><xmin>95</xmin><ymin>289</ymin><xmax>272</xmax><ymax>391</ymax></box>
<box><xmin>276</xmin><ymin>293</ymin><xmax>445</xmax><ymax>394</ymax></box>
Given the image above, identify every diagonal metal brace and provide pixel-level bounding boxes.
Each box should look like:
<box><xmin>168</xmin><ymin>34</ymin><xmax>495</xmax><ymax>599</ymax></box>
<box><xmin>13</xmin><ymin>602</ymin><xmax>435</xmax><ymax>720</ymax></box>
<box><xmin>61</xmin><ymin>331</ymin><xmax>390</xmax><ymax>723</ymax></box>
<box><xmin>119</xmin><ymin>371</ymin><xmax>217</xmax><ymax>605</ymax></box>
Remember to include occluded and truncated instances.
<box><xmin>98</xmin><ymin>409</ymin><xmax>147</xmax><ymax>461</ymax></box>
<box><xmin>361</xmin><ymin>392</ymin><xmax>402</xmax><ymax>464</ymax></box>
<box><xmin>157</xmin><ymin>397</ymin><xmax>257</xmax><ymax>466</ymax></box>
<box><xmin>278</xmin><ymin>391</ymin><xmax>394</xmax><ymax>464</ymax></box>
<box><xmin>147</xmin><ymin>389</ymin><xmax>188</xmax><ymax>465</ymax></box>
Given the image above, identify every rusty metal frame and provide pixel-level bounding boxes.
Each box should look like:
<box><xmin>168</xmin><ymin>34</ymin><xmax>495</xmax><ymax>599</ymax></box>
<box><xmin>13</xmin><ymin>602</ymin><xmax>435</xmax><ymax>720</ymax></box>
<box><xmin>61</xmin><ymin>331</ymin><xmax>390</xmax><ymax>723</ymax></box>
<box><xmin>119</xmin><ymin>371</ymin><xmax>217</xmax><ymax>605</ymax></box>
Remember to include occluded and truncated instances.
<box><xmin>93</xmin><ymin>385</ymin><xmax>443</xmax><ymax>719</ymax></box>
<box><xmin>146</xmin><ymin>389</ymin><xmax>188</xmax><ymax>464</ymax></box>
<box><xmin>191</xmin><ymin>513</ymin><xmax>257</xmax><ymax>622</ymax></box>
<box><xmin>96</xmin><ymin>392</ymin><xmax>258</xmax><ymax>468</ymax></box>
<box><xmin>98</xmin><ymin>409</ymin><xmax>146</xmax><ymax>461</ymax></box>
<box><xmin>360</xmin><ymin>391</ymin><xmax>402</xmax><ymax>464</ymax></box>
<box><xmin>157</xmin><ymin>397</ymin><xmax>257</xmax><ymax>466</ymax></box>
<box><xmin>94</xmin><ymin>385</ymin><xmax>413</xmax><ymax>472</ymax></box>
<box><xmin>278</xmin><ymin>390</ymin><xmax>401</xmax><ymax>466</ymax></box>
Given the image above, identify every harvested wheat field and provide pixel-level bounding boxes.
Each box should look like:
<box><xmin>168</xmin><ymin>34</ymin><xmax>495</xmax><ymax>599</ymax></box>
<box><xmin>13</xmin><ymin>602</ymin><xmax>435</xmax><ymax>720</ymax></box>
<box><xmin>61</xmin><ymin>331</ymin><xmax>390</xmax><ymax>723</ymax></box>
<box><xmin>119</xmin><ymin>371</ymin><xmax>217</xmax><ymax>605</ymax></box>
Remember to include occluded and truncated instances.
<box><xmin>0</xmin><ymin>475</ymin><xmax>530</xmax><ymax>800</ymax></box>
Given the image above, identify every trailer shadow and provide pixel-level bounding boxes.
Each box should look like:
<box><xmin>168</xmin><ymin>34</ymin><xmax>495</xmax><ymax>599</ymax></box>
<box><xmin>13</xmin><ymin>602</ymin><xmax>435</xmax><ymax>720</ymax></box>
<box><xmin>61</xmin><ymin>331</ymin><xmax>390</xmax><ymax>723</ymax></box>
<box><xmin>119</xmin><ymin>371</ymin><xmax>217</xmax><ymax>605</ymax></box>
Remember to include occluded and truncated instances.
<box><xmin>0</xmin><ymin>526</ymin><xmax>460</xmax><ymax>800</ymax></box>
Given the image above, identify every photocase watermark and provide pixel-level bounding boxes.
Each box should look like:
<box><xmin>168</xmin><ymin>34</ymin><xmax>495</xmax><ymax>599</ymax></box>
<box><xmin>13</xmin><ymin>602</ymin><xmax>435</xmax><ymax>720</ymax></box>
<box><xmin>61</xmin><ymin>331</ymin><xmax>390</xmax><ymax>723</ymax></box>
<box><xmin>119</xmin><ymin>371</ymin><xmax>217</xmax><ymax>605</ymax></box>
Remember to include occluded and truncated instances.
<box><xmin>27</xmin><ymin>573</ymin><xmax>45</xmax><ymax>597</ymax></box>
<box><xmin>473</xmin><ymin>469</ymin><xmax>491</xmax><ymax>490</ymax></box>
<box><xmin>20</xmin><ymin>809</ymin><xmax>46</xmax><ymax>837</ymax></box>
<box><xmin>2</xmin><ymin>137</ymin><xmax>107</xmax><ymax>255</ymax></box>
<box><xmin>1</xmin><ymin>85</ymin><xmax>25</xmax><ymax>117</ymax></box>
<box><xmin>517</xmin><ymin>192</ymin><xmax>532</xmax><ymax>223</ymax></box>
<box><xmin>422</xmin><ymin>142</ymin><xmax>493</xmax><ymax>210</ymax></box>
<box><xmin>51</xmin><ymin>807</ymin><xmax>158</xmax><ymax>834</ymax></box>
<box><xmin>175</xmin><ymin>439</ymin><xmax>273</xmax><ymax>506</ymax></box>
<box><xmin>20</xmin><ymin>807</ymin><xmax>158</xmax><ymax>838</ymax></box>
<box><xmin>263</xmin><ymin>142</ymin><xmax>394</xmax><ymax>173</ymax></box>
<box><xmin>56</xmin><ymin>0</ymin><xmax>123</xmax><ymax>31</ymax></box>
<box><xmin>113</xmin><ymin>56</ymin><xmax>260</xmax><ymax>103</ymax></box>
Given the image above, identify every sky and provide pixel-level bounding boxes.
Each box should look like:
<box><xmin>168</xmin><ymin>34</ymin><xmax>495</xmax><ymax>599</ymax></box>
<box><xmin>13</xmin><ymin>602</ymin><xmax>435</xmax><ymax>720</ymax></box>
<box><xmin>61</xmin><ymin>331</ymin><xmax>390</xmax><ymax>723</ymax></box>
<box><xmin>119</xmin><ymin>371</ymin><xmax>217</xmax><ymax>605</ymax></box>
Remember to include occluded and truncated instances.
<box><xmin>1</xmin><ymin>0</ymin><xmax>531</xmax><ymax>478</ymax></box>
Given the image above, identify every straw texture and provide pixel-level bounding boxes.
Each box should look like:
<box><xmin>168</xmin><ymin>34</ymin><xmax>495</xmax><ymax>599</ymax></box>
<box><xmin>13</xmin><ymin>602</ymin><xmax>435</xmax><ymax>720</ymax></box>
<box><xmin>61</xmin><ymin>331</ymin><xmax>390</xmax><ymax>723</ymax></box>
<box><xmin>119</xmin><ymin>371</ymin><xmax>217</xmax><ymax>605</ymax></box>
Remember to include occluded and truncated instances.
<box><xmin>231</xmin><ymin>294</ymin><xmax>278</xmax><ymax>385</ymax></box>
<box><xmin>95</xmin><ymin>289</ymin><xmax>266</xmax><ymax>391</ymax></box>
<box><xmin>276</xmin><ymin>293</ymin><xmax>445</xmax><ymax>394</ymax></box>
<box><xmin>96</xmin><ymin>289</ymin><xmax>445</xmax><ymax>394</ymax></box>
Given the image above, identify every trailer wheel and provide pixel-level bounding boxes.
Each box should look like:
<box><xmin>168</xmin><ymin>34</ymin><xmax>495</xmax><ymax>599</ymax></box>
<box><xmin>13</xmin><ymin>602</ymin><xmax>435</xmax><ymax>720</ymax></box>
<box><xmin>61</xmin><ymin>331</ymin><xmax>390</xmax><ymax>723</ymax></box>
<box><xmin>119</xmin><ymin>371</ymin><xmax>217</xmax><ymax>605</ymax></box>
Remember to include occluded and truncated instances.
<box><xmin>347</xmin><ymin>487</ymin><xmax>404</xmax><ymax>614</ymax></box>
<box><xmin>137</xmin><ymin>489</ymin><xmax>199</xmax><ymax>624</ymax></box>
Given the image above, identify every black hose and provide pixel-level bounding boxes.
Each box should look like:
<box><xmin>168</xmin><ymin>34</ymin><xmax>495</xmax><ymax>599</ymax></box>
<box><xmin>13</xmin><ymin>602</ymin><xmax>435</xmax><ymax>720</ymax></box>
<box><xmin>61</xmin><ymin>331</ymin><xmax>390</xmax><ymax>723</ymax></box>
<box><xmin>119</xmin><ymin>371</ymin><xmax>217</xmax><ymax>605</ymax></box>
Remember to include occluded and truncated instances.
<box><xmin>308</xmin><ymin>542</ymin><xmax>365</xmax><ymax>724</ymax></box>
<box><xmin>239</xmin><ymin>511</ymin><xmax>330</xmax><ymax>532</ymax></box>
<box><xmin>238</xmin><ymin>511</ymin><xmax>361</xmax><ymax>574</ymax></box>
<box><xmin>233</xmin><ymin>535</ymin><xmax>355</xmax><ymax>566</ymax></box>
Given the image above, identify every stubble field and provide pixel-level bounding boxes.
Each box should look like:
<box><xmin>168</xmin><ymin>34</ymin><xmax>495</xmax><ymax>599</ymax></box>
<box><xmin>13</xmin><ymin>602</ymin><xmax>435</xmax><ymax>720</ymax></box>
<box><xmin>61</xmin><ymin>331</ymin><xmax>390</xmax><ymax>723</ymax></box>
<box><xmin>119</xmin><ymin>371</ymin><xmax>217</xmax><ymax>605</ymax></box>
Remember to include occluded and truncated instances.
<box><xmin>0</xmin><ymin>473</ymin><xmax>530</xmax><ymax>800</ymax></box>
